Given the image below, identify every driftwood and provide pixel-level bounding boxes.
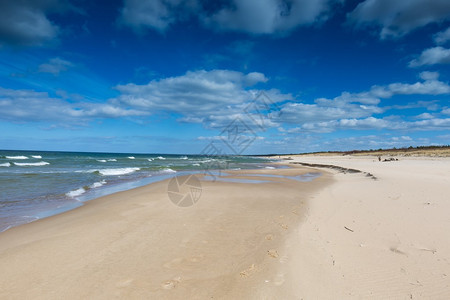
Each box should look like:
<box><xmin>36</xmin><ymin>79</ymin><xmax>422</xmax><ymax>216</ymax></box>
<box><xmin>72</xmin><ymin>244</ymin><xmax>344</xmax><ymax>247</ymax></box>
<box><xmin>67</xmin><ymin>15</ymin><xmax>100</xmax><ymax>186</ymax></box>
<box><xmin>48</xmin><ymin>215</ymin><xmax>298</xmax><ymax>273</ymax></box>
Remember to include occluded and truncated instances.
<box><xmin>344</xmin><ymin>226</ymin><xmax>354</xmax><ymax>232</ymax></box>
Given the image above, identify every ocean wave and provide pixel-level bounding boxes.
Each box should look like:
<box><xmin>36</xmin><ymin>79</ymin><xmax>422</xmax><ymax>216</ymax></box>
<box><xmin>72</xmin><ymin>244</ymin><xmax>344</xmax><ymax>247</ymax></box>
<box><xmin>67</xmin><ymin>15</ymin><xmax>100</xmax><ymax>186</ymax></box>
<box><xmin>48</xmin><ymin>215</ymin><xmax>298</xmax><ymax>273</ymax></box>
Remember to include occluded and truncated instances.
<box><xmin>31</xmin><ymin>155</ymin><xmax>42</xmax><ymax>159</ymax></box>
<box><xmin>0</xmin><ymin>162</ymin><xmax>11</xmax><ymax>167</ymax></box>
<box><xmin>98</xmin><ymin>167</ymin><xmax>140</xmax><ymax>176</ymax></box>
<box><xmin>265</xmin><ymin>166</ymin><xmax>275</xmax><ymax>169</ymax></box>
<box><xmin>66</xmin><ymin>188</ymin><xmax>86</xmax><ymax>198</ymax></box>
<box><xmin>66</xmin><ymin>180</ymin><xmax>107</xmax><ymax>198</ymax></box>
<box><xmin>128</xmin><ymin>156</ymin><xmax>135</xmax><ymax>159</ymax></box>
<box><xmin>192</xmin><ymin>163</ymin><xmax>200</xmax><ymax>166</ymax></box>
<box><xmin>180</xmin><ymin>156</ymin><xmax>188</xmax><ymax>160</ymax></box>
<box><xmin>148</xmin><ymin>158</ymin><xmax>153</xmax><ymax>161</ymax></box>
<box><xmin>107</xmin><ymin>159</ymin><xmax>117</xmax><ymax>162</ymax></box>
<box><xmin>97</xmin><ymin>159</ymin><xmax>107</xmax><ymax>163</ymax></box>
<box><xmin>6</xmin><ymin>156</ymin><xmax>28</xmax><ymax>160</ymax></box>
<box><xmin>157</xmin><ymin>156</ymin><xmax>165</xmax><ymax>160</ymax></box>
<box><xmin>13</xmin><ymin>161</ymin><xmax>50</xmax><ymax>166</ymax></box>
<box><xmin>90</xmin><ymin>180</ymin><xmax>107</xmax><ymax>188</ymax></box>
<box><xmin>161</xmin><ymin>168</ymin><xmax>176</xmax><ymax>173</ymax></box>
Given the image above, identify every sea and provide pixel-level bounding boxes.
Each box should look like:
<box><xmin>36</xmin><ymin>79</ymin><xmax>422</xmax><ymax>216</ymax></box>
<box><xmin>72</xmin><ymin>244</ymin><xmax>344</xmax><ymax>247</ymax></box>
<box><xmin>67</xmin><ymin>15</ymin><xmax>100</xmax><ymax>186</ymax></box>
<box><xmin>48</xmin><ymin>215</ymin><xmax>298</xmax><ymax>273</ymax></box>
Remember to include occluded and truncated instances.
<box><xmin>0</xmin><ymin>150</ymin><xmax>273</xmax><ymax>232</ymax></box>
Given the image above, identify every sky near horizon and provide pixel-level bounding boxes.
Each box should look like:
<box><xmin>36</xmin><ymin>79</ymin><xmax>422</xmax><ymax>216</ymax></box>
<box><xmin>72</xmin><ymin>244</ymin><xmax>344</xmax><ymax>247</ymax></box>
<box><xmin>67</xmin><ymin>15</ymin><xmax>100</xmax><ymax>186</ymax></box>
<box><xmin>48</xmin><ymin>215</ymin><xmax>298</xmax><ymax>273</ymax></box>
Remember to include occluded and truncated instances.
<box><xmin>0</xmin><ymin>0</ymin><xmax>450</xmax><ymax>154</ymax></box>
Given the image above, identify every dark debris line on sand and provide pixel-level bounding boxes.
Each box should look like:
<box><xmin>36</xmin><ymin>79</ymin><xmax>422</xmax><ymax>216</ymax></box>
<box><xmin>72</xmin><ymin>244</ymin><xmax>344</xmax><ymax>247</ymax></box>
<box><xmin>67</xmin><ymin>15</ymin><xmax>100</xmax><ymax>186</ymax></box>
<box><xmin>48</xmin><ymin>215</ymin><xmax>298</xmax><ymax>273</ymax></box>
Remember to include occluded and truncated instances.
<box><xmin>290</xmin><ymin>162</ymin><xmax>377</xmax><ymax>180</ymax></box>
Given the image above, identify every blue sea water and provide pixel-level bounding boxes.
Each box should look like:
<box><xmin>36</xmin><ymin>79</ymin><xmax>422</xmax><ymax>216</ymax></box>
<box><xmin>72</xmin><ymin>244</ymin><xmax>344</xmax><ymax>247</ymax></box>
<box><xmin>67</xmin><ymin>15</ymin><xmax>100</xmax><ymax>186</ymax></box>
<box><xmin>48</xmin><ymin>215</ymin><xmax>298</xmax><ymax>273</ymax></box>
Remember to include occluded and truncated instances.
<box><xmin>0</xmin><ymin>150</ymin><xmax>272</xmax><ymax>232</ymax></box>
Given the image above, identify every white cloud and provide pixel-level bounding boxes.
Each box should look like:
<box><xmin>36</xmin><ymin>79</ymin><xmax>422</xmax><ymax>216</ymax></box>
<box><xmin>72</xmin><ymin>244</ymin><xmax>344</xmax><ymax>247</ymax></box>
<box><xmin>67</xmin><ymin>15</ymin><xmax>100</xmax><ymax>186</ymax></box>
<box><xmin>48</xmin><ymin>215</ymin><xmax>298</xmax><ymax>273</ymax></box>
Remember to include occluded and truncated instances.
<box><xmin>415</xmin><ymin>112</ymin><xmax>434</xmax><ymax>119</ymax></box>
<box><xmin>120</xmin><ymin>0</ymin><xmax>198</xmax><ymax>32</ymax></box>
<box><xmin>276</xmin><ymin>72</ymin><xmax>450</xmax><ymax>132</ymax></box>
<box><xmin>409</xmin><ymin>47</ymin><xmax>450</xmax><ymax>67</ymax></box>
<box><xmin>38</xmin><ymin>57</ymin><xmax>73</xmax><ymax>75</ymax></box>
<box><xmin>0</xmin><ymin>87</ymin><xmax>146</xmax><ymax>123</ymax></box>
<box><xmin>203</xmin><ymin>0</ymin><xmax>335</xmax><ymax>34</ymax></box>
<box><xmin>419</xmin><ymin>71</ymin><xmax>440</xmax><ymax>81</ymax></box>
<box><xmin>115</xmin><ymin>70</ymin><xmax>291</xmax><ymax>131</ymax></box>
<box><xmin>115</xmin><ymin>69</ymin><xmax>275</xmax><ymax>116</ymax></box>
<box><xmin>434</xmin><ymin>26</ymin><xmax>450</xmax><ymax>44</ymax></box>
<box><xmin>0</xmin><ymin>0</ymin><xmax>70</xmax><ymax>46</ymax></box>
<box><xmin>348</xmin><ymin>0</ymin><xmax>450</xmax><ymax>39</ymax></box>
<box><xmin>280</xmin><ymin>115</ymin><xmax>450</xmax><ymax>134</ymax></box>
<box><xmin>119</xmin><ymin>0</ymin><xmax>340</xmax><ymax>35</ymax></box>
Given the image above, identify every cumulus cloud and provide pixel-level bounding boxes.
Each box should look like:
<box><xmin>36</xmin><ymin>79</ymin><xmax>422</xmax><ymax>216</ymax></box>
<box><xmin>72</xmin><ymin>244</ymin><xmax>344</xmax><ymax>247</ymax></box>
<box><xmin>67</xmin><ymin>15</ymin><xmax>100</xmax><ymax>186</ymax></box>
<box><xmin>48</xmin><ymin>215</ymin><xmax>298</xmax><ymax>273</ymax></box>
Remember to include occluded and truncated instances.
<box><xmin>115</xmin><ymin>69</ymin><xmax>271</xmax><ymax>115</ymax></box>
<box><xmin>38</xmin><ymin>57</ymin><xmax>73</xmax><ymax>75</ymax></box>
<box><xmin>0</xmin><ymin>0</ymin><xmax>70</xmax><ymax>46</ymax></box>
<box><xmin>434</xmin><ymin>26</ymin><xmax>450</xmax><ymax>44</ymax></box>
<box><xmin>119</xmin><ymin>0</ymin><xmax>340</xmax><ymax>35</ymax></box>
<box><xmin>409</xmin><ymin>46</ymin><xmax>450</xmax><ymax>67</ymax></box>
<box><xmin>0</xmin><ymin>87</ymin><xmax>146</xmax><ymax>123</ymax></box>
<box><xmin>276</xmin><ymin>72</ymin><xmax>450</xmax><ymax>132</ymax></box>
<box><xmin>120</xmin><ymin>0</ymin><xmax>199</xmax><ymax>32</ymax></box>
<box><xmin>203</xmin><ymin>0</ymin><xmax>335</xmax><ymax>34</ymax></box>
<box><xmin>348</xmin><ymin>0</ymin><xmax>450</xmax><ymax>39</ymax></box>
<box><xmin>281</xmin><ymin>115</ymin><xmax>450</xmax><ymax>134</ymax></box>
<box><xmin>114</xmin><ymin>69</ymin><xmax>290</xmax><ymax>130</ymax></box>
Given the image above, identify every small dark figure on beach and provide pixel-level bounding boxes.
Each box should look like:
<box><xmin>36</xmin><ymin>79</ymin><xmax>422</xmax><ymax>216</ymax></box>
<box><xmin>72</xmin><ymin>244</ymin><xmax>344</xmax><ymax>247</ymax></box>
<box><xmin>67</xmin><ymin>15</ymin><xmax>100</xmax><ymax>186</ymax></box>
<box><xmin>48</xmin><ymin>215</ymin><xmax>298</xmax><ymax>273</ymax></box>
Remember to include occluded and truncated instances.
<box><xmin>378</xmin><ymin>156</ymin><xmax>381</xmax><ymax>162</ymax></box>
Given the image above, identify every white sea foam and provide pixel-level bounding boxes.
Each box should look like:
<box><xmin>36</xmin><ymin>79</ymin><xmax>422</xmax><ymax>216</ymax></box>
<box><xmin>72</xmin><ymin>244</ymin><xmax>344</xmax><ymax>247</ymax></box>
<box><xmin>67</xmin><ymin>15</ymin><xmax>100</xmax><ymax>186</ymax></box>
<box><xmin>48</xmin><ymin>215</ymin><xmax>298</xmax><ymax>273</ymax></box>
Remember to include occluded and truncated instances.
<box><xmin>0</xmin><ymin>162</ymin><xmax>11</xmax><ymax>167</ymax></box>
<box><xmin>13</xmin><ymin>161</ymin><xmax>50</xmax><ymax>166</ymax></box>
<box><xmin>107</xmin><ymin>159</ymin><xmax>117</xmax><ymax>162</ymax></box>
<box><xmin>66</xmin><ymin>188</ymin><xmax>86</xmax><ymax>198</ymax></box>
<box><xmin>97</xmin><ymin>159</ymin><xmax>107</xmax><ymax>163</ymax></box>
<box><xmin>98</xmin><ymin>167</ymin><xmax>140</xmax><ymax>176</ymax></box>
<box><xmin>157</xmin><ymin>156</ymin><xmax>165</xmax><ymax>160</ymax></box>
<box><xmin>31</xmin><ymin>155</ymin><xmax>42</xmax><ymax>159</ymax></box>
<box><xmin>128</xmin><ymin>156</ymin><xmax>135</xmax><ymax>159</ymax></box>
<box><xmin>148</xmin><ymin>158</ymin><xmax>153</xmax><ymax>162</ymax></box>
<box><xmin>180</xmin><ymin>156</ymin><xmax>188</xmax><ymax>160</ymax></box>
<box><xmin>161</xmin><ymin>168</ymin><xmax>176</xmax><ymax>173</ymax></box>
<box><xmin>192</xmin><ymin>163</ymin><xmax>200</xmax><ymax>166</ymax></box>
<box><xmin>6</xmin><ymin>156</ymin><xmax>28</xmax><ymax>160</ymax></box>
<box><xmin>265</xmin><ymin>166</ymin><xmax>275</xmax><ymax>169</ymax></box>
<box><xmin>90</xmin><ymin>180</ymin><xmax>106</xmax><ymax>188</ymax></box>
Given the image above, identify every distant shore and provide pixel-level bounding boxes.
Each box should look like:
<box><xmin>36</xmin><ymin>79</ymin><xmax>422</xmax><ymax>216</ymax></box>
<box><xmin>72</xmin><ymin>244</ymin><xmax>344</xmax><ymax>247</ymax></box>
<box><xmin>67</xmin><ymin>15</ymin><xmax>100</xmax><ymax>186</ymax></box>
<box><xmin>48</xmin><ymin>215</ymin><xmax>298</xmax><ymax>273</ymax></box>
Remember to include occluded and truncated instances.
<box><xmin>261</xmin><ymin>145</ymin><xmax>450</xmax><ymax>158</ymax></box>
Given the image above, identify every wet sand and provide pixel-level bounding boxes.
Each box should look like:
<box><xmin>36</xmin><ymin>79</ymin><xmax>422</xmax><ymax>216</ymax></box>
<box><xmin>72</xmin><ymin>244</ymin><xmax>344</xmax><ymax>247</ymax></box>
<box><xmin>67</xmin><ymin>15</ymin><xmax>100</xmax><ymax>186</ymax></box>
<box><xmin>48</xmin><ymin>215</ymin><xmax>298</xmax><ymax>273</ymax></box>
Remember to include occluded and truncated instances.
<box><xmin>0</xmin><ymin>166</ymin><xmax>329</xmax><ymax>299</ymax></box>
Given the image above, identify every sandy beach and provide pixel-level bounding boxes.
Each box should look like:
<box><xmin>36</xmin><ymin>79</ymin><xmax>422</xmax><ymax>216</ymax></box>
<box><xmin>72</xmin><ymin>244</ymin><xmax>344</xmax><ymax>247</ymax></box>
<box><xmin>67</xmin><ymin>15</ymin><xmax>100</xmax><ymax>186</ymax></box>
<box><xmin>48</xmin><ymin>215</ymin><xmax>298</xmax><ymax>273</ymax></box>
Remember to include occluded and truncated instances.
<box><xmin>1</xmin><ymin>156</ymin><xmax>450</xmax><ymax>299</ymax></box>
<box><xmin>283</xmin><ymin>155</ymin><xmax>450</xmax><ymax>299</ymax></box>
<box><xmin>0</xmin><ymin>166</ymin><xmax>330</xmax><ymax>299</ymax></box>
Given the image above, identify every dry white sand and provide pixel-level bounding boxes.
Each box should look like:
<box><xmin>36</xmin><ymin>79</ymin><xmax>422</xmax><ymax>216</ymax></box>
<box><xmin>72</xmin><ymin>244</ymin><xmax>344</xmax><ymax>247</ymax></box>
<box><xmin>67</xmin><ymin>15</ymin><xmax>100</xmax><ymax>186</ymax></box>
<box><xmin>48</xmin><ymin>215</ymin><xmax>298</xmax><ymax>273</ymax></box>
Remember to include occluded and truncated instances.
<box><xmin>283</xmin><ymin>155</ymin><xmax>450</xmax><ymax>299</ymax></box>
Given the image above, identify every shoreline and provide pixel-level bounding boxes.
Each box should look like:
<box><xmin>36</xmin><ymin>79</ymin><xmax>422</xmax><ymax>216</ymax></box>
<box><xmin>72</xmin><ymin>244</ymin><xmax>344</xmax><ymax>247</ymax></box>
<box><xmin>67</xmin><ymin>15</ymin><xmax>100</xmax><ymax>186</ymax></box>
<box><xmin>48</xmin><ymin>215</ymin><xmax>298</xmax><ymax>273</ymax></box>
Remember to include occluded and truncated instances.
<box><xmin>0</xmin><ymin>165</ymin><xmax>329</xmax><ymax>299</ymax></box>
<box><xmin>0</xmin><ymin>156</ymin><xmax>280</xmax><ymax>234</ymax></box>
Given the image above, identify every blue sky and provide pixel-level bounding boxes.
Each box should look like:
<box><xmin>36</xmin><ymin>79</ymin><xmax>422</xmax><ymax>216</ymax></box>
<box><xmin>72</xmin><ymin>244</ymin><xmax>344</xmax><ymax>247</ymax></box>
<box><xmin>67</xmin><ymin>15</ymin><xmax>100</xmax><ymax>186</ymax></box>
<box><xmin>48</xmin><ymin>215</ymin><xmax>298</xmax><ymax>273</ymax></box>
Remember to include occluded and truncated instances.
<box><xmin>0</xmin><ymin>0</ymin><xmax>450</xmax><ymax>154</ymax></box>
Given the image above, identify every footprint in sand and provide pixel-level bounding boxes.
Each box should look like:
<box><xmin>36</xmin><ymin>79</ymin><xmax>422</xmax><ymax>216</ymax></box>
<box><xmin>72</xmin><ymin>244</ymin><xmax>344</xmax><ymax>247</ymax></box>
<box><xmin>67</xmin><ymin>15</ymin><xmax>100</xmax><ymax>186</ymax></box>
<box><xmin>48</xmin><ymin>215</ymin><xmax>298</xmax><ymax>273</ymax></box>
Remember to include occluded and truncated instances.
<box><xmin>240</xmin><ymin>264</ymin><xmax>257</xmax><ymax>277</ymax></box>
<box><xmin>161</xmin><ymin>277</ymin><xmax>182</xmax><ymax>290</ymax></box>
<box><xmin>279</xmin><ymin>223</ymin><xmax>288</xmax><ymax>230</ymax></box>
<box><xmin>267</xmin><ymin>249</ymin><xmax>279</xmax><ymax>258</ymax></box>
<box><xmin>161</xmin><ymin>280</ymin><xmax>176</xmax><ymax>290</ymax></box>
<box><xmin>273</xmin><ymin>273</ymin><xmax>285</xmax><ymax>286</ymax></box>
<box><xmin>265</xmin><ymin>234</ymin><xmax>274</xmax><ymax>241</ymax></box>
<box><xmin>279</xmin><ymin>254</ymin><xmax>289</xmax><ymax>264</ymax></box>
